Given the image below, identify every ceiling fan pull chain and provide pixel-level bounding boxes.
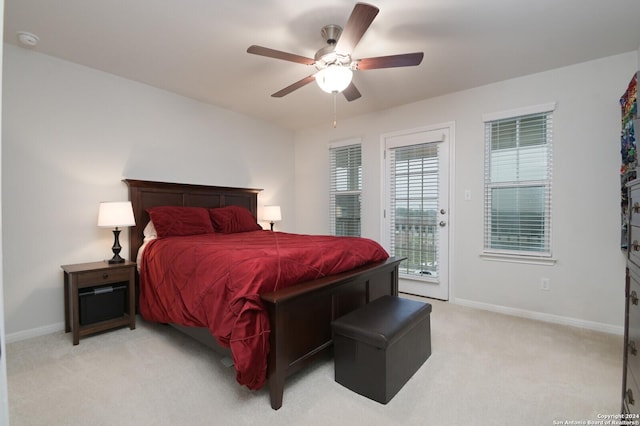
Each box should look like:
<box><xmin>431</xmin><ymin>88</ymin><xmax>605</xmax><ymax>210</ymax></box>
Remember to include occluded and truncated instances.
<box><xmin>333</xmin><ymin>92</ymin><xmax>338</xmax><ymax>128</ymax></box>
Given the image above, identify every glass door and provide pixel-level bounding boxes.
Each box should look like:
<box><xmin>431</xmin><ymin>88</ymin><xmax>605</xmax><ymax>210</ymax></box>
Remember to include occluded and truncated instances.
<box><xmin>384</xmin><ymin>124</ymin><xmax>451</xmax><ymax>300</ymax></box>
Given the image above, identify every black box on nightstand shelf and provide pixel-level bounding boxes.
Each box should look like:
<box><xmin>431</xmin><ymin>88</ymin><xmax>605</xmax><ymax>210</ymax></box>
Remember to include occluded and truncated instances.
<box><xmin>78</xmin><ymin>284</ymin><xmax>127</xmax><ymax>326</ymax></box>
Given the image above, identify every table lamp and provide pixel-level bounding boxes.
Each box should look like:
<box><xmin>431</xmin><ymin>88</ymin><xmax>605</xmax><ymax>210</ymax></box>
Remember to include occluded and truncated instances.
<box><xmin>263</xmin><ymin>205</ymin><xmax>282</xmax><ymax>231</ymax></box>
<box><xmin>98</xmin><ymin>201</ymin><xmax>136</xmax><ymax>264</ymax></box>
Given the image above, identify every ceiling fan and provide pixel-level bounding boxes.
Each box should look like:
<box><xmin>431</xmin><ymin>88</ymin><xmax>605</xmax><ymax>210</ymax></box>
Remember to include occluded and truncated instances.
<box><xmin>247</xmin><ymin>2</ymin><xmax>424</xmax><ymax>102</ymax></box>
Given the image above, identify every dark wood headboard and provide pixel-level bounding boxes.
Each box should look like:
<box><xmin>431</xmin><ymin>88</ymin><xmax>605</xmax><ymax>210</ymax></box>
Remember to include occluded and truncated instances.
<box><xmin>124</xmin><ymin>179</ymin><xmax>262</xmax><ymax>262</ymax></box>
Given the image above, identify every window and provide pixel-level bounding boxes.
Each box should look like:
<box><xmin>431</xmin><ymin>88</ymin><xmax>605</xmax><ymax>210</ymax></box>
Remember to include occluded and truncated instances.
<box><xmin>388</xmin><ymin>143</ymin><xmax>440</xmax><ymax>278</ymax></box>
<box><xmin>330</xmin><ymin>142</ymin><xmax>361</xmax><ymax>236</ymax></box>
<box><xmin>483</xmin><ymin>104</ymin><xmax>554</xmax><ymax>257</ymax></box>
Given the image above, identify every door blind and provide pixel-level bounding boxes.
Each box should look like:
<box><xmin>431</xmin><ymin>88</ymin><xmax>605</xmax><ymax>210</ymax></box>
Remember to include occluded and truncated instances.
<box><xmin>389</xmin><ymin>143</ymin><xmax>440</xmax><ymax>278</ymax></box>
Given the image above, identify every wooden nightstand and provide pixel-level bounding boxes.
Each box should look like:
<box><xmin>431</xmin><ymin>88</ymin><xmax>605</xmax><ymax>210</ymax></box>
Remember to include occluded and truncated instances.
<box><xmin>61</xmin><ymin>260</ymin><xmax>136</xmax><ymax>345</ymax></box>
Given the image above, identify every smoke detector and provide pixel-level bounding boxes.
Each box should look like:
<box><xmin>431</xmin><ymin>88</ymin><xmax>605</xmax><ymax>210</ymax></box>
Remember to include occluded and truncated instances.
<box><xmin>17</xmin><ymin>31</ymin><xmax>39</xmax><ymax>47</ymax></box>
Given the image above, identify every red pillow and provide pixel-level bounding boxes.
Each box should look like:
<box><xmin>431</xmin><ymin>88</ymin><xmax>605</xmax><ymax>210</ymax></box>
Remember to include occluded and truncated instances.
<box><xmin>147</xmin><ymin>206</ymin><xmax>215</xmax><ymax>238</ymax></box>
<box><xmin>209</xmin><ymin>206</ymin><xmax>262</xmax><ymax>233</ymax></box>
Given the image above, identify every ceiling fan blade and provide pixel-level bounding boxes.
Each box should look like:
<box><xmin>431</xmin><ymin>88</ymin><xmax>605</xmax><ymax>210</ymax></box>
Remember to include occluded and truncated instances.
<box><xmin>271</xmin><ymin>75</ymin><xmax>316</xmax><ymax>98</ymax></box>
<box><xmin>355</xmin><ymin>52</ymin><xmax>424</xmax><ymax>70</ymax></box>
<box><xmin>247</xmin><ymin>45</ymin><xmax>315</xmax><ymax>65</ymax></box>
<box><xmin>342</xmin><ymin>82</ymin><xmax>362</xmax><ymax>102</ymax></box>
<box><xmin>334</xmin><ymin>3</ymin><xmax>379</xmax><ymax>55</ymax></box>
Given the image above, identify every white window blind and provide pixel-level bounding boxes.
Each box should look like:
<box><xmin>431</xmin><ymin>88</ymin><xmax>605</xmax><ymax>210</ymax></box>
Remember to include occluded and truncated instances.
<box><xmin>484</xmin><ymin>108</ymin><xmax>553</xmax><ymax>256</ymax></box>
<box><xmin>330</xmin><ymin>143</ymin><xmax>361</xmax><ymax>236</ymax></box>
<box><xmin>389</xmin><ymin>143</ymin><xmax>440</xmax><ymax>278</ymax></box>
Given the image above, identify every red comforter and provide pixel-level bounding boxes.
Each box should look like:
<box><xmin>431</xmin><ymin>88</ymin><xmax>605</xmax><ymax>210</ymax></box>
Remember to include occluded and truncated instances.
<box><xmin>138</xmin><ymin>230</ymin><xmax>389</xmax><ymax>390</ymax></box>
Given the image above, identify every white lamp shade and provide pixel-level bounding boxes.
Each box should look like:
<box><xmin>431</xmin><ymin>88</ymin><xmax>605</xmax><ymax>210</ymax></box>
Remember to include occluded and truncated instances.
<box><xmin>315</xmin><ymin>66</ymin><xmax>353</xmax><ymax>93</ymax></box>
<box><xmin>98</xmin><ymin>201</ymin><xmax>136</xmax><ymax>228</ymax></box>
<box><xmin>263</xmin><ymin>205</ymin><xmax>282</xmax><ymax>222</ymax></box>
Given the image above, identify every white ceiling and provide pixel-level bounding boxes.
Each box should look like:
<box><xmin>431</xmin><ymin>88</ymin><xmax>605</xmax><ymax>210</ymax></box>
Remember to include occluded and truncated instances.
<box><xmin>4</xmin><ymin>0</ymin><xmax>640</xmax><ymax>131</ymax></box>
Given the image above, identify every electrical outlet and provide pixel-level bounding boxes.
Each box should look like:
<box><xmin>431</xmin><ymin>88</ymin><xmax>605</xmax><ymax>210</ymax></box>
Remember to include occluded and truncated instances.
<box><xmin>540</xmin><ymin>278</ymin><xmax>550</xmax><ymax>291</ymax></box>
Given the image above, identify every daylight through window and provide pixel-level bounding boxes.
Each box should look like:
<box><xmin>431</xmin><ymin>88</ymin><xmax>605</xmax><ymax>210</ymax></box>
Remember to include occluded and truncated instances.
<box><xmin>389</xmin><ymin>143</ymin><xmax>440</xmax><ymax>278</ymax></box>
<box><xmin>483</xmin><ymin>106</ymin><xmax>553</xmax><ymax>256</ymax></box>
<box><xmin>330</xmin><ymin>143</ymin><xmax>362</xmax><ymax>236</ymax></box>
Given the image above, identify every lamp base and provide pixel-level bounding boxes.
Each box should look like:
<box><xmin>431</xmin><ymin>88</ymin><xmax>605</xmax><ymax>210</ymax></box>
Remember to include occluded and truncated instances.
<box><xmin>108</xmin><ymin>228</ymin><xmax>125</xmax><ymax>264</ymax></box>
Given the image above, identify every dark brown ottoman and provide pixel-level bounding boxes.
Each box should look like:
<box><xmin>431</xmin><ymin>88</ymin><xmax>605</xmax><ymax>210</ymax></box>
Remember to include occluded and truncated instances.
<box><xmin>331</xmin><ymin>295</ymin><xmax>432</xmax><ymax>404</ymax></box>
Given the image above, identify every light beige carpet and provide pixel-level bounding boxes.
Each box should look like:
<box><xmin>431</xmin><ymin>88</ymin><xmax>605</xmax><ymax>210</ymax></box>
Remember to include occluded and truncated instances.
<box><xmin>6</xmin><ymin>297</ymin><xmax>622</xmax><ymax>425</ymax></box>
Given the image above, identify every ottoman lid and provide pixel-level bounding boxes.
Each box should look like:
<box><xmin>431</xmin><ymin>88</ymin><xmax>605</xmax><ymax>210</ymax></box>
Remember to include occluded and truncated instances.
<box><xmin>331</xmin><ymin>296</ymin><xmax>432</xmax><ymax>349</ymax></box>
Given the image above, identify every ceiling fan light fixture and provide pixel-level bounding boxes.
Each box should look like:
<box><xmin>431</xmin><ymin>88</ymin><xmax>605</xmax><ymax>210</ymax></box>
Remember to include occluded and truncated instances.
<box><xmin>315</xmin><ymin>66</ymin><xmax>353</xmax><ymax>94</ymax></box>
<box><xmin>247</xmin><ymin>3</ymin><xmax>422</xmax><ymax>102</ymax></box>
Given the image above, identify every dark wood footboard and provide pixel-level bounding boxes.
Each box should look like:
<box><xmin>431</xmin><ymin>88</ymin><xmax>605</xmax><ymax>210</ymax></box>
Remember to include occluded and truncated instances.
<box><xmin>261</xmin><ymin>257</ymin><xmax>402</xmax><ymax>410</ymax></box>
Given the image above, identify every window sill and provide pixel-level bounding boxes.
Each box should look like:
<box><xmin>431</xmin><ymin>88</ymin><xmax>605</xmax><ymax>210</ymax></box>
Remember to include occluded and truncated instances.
<box><xmin>480</xmin><ymin>252</ymin><xmax>557</xmax><ymax>266</ymax></box>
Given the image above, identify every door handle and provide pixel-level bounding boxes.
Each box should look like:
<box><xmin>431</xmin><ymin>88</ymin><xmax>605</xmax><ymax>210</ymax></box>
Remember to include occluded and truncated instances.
<box><xmin>439</xmin><ymin>221</ymin><xmax>446</xmax><ymax>227</ymax></box>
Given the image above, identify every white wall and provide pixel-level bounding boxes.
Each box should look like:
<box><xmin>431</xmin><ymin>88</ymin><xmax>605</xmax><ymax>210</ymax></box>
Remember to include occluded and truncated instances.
<box><xmin>0</xmin><ymin>1</ymin><xmax>9</xmax><ymax>423</ymax></box>
<box><xmin>294</xmin><ymin>51</ymin><xmax>638</xmax><ymax>332</ymax></box>
<box><xmin>2</xmin><ymin>44</ymin><xmax>295</xmax><ymax>338</ymax></box>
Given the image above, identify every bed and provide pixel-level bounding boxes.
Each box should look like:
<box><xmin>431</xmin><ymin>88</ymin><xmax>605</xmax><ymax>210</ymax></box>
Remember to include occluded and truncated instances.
<box><xmin>125</xmin><ymin>179</ymin><xmax>402</xmax><ymax>409</ymax></box>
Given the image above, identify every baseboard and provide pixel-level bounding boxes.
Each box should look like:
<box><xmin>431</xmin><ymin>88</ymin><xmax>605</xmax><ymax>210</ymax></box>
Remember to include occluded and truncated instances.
<box><xmin>6</xmin><ymin>302</ymin><xmax>624</xmax><ymax>344</ymax></box>
<box><xmin>453</xmin><ymin>298</ymin><xmax>624</xmax><ymax>336</ymax></box>
<box><xmin>5</xmin><ymin>322</ymin><xmax>65</xmax><ymax>344</ymax></box>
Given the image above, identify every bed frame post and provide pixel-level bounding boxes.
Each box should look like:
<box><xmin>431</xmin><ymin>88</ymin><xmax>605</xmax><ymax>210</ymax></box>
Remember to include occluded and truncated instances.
<box><xmin>267</xmin><ymin>302</ymin><xmax>286</xmax><ymax>410</ymax></box>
